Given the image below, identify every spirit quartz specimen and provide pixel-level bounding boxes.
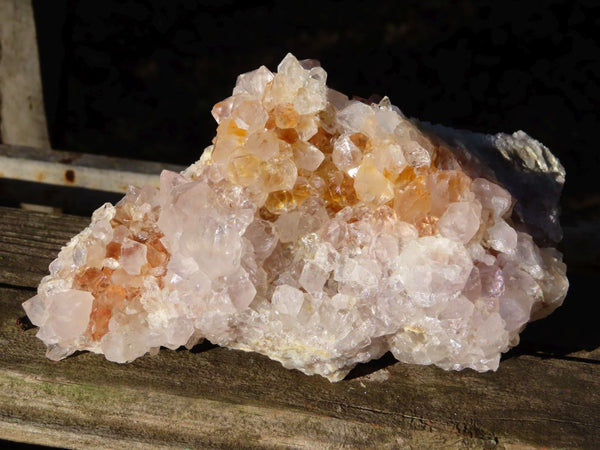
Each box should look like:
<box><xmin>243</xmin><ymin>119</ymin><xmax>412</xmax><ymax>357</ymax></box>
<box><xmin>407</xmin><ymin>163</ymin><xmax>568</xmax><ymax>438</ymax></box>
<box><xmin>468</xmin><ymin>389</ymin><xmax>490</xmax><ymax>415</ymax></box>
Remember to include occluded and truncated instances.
<box><xmin>23</xmin><ymin>54</ymin><xmax>568</xmax><ymax>381</ymax></box>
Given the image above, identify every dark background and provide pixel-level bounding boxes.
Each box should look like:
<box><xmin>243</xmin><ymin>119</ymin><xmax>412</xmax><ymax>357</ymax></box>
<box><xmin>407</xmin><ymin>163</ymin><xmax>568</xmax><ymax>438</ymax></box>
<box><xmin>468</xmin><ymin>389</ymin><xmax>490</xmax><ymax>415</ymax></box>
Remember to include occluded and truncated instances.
<box><xmin>32</xmin><ymin>0</ymin><xmax>599</xmax><ymax>222</ymax></box>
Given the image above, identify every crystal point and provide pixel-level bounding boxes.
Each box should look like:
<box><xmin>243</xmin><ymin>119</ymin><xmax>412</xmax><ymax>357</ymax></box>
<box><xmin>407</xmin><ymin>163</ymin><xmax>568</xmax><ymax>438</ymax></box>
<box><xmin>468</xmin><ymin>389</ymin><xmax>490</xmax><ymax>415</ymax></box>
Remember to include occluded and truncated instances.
<box><xmin>24</xmin><ymin>54</ymin><xmax>568</xmax><ymax>381</ymax></box>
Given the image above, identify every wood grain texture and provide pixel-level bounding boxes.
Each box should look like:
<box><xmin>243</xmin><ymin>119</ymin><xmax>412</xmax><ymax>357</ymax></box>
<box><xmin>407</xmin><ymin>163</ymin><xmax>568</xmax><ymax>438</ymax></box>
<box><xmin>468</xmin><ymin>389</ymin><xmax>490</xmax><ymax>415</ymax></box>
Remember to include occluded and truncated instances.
<box><xmin>0</xmin><ymin>143</ymin><xmax>186</xmax><ymax>193</ymax></box>
<box><xmin>0</xmin><ymin>206</ymin><xmax>89</xmax><ymax>288</ymax></box>
<box><xmin>1</xmin><ymin>206</ymin><xmax>599</xmax><ymax>448</ymax></box>
<box><xmin>0</xmin><ymin>0</ymin><xmax>49</xmax><ymax>149</ymax></box>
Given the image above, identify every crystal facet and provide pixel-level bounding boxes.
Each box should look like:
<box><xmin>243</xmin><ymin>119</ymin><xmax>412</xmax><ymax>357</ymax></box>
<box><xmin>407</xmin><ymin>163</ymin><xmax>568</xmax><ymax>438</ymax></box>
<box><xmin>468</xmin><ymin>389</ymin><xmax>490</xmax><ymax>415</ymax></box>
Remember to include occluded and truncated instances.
<box><xmin>23</xmin><ymin>54</ymin><xmax>568</xmax><ymax>381</ymax></box>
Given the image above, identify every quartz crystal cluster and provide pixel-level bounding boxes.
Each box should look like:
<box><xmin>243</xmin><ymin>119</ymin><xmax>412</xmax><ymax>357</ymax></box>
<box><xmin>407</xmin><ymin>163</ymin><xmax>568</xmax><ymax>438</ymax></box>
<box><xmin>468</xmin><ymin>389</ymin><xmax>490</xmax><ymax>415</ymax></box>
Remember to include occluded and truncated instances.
<box><xmin>23</xmin><ymin>54</ymin><xmax>568</xmax><ymax>381</ymax></box>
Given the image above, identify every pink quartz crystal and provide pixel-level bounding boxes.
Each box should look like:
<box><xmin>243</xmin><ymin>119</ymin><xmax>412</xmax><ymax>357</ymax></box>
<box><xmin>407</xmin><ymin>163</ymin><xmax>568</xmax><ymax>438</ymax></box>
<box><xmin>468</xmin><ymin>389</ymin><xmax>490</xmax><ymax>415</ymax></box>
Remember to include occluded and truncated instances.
<box><xmin>23</xmin><ymin>54</ymin><xmax>568</xmax><ymax>381</ymax></box>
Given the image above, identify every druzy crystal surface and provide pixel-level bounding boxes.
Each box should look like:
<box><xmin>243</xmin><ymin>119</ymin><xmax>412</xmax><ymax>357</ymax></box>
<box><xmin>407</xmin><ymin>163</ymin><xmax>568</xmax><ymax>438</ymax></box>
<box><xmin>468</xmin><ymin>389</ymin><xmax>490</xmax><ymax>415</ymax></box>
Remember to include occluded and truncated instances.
<box><xmin>23</xmin><ymin>54</ymin><xmax>568</xmax><ymax>381</ymax></box>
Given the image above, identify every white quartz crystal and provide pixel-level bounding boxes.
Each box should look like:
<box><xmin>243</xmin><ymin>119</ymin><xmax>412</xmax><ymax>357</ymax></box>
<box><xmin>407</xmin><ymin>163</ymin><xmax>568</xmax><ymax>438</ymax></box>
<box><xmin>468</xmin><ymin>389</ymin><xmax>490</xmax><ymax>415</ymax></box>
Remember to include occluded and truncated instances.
<box><xmin>24</xmin><ymin>54</ymin><xmax>568</xmax><ymax>381</ymax></box>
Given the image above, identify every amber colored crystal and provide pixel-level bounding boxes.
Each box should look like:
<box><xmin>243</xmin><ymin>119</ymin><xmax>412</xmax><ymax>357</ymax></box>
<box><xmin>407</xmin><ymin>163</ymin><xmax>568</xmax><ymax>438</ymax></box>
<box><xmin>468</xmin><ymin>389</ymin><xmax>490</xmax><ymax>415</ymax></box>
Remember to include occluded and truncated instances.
<box><xmin>274</xmin><ymin>103</ymin><xmax>299</xmax><ymax>129</ymax></box>
<box><xmin>349</xmin><ymin>132</ymin><xmax>370</xmax><ymax>151</ymax></box>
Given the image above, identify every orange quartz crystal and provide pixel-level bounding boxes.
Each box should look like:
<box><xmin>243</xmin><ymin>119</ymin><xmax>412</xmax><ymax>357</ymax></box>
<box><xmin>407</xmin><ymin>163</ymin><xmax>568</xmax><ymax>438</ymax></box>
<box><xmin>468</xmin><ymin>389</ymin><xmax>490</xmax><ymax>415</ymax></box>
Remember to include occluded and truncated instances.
<box><xmin>73</xmin><ymin>203</ymin><xmax>171</xmax><ymax>342</ymax></box>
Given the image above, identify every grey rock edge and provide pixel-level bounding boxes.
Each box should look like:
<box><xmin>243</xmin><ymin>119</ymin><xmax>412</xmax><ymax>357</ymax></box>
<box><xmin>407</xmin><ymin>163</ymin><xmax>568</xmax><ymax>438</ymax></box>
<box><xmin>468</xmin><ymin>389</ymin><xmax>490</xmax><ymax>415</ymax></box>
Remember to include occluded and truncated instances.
<box><xmin>419</xmin><ymin>122</ymin><xmax>566</xmax><ymax>246</ymax></box>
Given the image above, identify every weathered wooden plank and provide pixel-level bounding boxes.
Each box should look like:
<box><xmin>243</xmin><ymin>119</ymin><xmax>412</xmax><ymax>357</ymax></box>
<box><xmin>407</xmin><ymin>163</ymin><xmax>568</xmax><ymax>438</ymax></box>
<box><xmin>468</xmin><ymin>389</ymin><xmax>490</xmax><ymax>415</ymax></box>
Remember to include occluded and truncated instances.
<box><xmin>1</xmin><ymin>206</ymin><xmax>599</xmax><ymax>448</ymax></box>
<box><xmin>1</xmin><ymin>286</ymin><xmax>599</xmax><ymax>448</ymax></box>
<box><xmin>0</xmin><ymin>144</ymin><xmax>185</xmax><ymax>193</ymax></box>
<box><xmin>0</xmin><ymin>206</ymin><xmax>89</xmax><ymax>288</ymax></box>
<box><xmin>0</xmin><ymin>0</ymin><xmax>49</xmax><ymax>149</ymax></box>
